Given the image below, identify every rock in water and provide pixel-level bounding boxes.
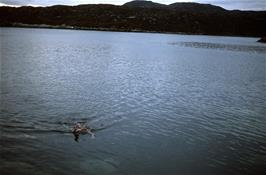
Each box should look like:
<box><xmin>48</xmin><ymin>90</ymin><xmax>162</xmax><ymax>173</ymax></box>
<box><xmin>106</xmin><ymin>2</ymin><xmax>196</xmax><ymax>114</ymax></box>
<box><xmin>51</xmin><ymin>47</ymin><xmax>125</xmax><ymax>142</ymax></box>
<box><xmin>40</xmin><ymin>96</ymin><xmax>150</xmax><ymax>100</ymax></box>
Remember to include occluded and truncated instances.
<box><xmin>258</xmin><ymin>37</ymin><xmax>266</xmax><ymax>43</ymax></box>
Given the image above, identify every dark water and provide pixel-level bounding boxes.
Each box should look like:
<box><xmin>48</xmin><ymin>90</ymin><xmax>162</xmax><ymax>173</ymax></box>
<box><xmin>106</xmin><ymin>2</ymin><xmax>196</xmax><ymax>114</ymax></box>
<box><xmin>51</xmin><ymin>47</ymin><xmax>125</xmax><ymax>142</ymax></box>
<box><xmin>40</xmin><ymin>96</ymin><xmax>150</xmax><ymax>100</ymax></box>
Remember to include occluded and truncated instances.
<box><xmin>1</xmin><ymin>28</ymin><xmax>266</xmax><ymax>175</ymax></box>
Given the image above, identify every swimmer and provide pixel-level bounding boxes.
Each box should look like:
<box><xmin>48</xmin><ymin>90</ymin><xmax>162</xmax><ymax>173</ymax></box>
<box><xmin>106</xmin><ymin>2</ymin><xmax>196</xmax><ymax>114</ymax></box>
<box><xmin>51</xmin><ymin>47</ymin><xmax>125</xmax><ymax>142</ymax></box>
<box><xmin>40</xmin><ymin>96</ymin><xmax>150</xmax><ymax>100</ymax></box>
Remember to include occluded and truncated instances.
<box><xmin>72</xmin><ymin>122</ymin><xmax>95</xmax><ymax>142</ymax></box>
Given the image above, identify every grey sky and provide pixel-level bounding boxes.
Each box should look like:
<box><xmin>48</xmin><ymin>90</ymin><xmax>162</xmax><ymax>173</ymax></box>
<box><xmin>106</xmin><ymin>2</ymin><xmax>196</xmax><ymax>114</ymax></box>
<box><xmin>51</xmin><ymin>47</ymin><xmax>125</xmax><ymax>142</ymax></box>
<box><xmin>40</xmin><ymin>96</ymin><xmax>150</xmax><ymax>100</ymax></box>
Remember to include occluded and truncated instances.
<box><xmin>0</xmin><ymin>0</ymin><xmax>265</xmax><ymax>10</ymax></box>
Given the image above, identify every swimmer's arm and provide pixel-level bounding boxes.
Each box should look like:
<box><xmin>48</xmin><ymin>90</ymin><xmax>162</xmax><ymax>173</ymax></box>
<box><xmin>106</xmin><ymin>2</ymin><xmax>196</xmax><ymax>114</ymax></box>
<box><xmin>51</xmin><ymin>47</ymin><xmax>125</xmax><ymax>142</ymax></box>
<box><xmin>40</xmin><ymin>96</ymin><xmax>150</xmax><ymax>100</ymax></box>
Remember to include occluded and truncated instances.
<box><xmin>88</xmin><ymin>130</ymin><xmax>95</xmax><ymax>138</ymax></box>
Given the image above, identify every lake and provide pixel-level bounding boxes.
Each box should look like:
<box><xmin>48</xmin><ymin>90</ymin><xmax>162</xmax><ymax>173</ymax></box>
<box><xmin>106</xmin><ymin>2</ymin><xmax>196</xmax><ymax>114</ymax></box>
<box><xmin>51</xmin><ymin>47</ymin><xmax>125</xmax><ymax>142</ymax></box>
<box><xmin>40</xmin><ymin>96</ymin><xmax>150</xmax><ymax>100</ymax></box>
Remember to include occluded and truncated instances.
<box><xmin>1</xmin><ymin>27</ymin><xmax>266</xmax><ymax>175</ymax></box>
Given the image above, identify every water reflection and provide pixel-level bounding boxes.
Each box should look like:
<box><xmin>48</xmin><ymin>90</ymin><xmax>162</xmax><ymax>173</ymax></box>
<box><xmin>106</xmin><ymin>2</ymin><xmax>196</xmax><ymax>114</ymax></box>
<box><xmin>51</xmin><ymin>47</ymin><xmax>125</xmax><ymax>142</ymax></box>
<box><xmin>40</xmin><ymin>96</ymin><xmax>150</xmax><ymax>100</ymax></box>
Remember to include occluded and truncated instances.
<box><xmin>1</xmin><ymin>28</ymin><xmax>266</xmax><ymax>175</ymax></box>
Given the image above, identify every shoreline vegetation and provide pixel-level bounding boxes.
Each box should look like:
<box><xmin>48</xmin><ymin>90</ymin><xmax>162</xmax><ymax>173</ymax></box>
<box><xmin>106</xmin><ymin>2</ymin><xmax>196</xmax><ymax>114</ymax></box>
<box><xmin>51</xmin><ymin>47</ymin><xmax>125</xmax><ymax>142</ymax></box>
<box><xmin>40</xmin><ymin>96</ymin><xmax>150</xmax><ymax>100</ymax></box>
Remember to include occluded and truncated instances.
<box><xmin>4</xmin><ymin>22</ymin><xmax>211</xmax><ymax>36</ymax></box>
<box><xmin>1</xmin><ymin>1</ymin><xmax>266</xmax><ymax>37</ymax></box>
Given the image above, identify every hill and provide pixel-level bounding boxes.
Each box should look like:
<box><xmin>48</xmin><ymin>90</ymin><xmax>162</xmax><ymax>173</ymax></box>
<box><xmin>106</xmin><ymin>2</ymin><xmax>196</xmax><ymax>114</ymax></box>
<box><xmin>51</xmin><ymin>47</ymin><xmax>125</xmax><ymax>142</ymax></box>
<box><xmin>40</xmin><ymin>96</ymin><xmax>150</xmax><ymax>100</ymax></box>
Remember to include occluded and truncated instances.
<box><xmin>0</xmin><ymin>0</ymin><xmax>265</xmax><ymax>37</ymax></box>
<box><xmin>123</xmin><ymin>0</ymin><xmax>167</xmax><ymax>8</ymax></box>
<box><xmin>169</xmin><ymin>2</ymin><xmax>226</xmax><ymax>13</ymax></box>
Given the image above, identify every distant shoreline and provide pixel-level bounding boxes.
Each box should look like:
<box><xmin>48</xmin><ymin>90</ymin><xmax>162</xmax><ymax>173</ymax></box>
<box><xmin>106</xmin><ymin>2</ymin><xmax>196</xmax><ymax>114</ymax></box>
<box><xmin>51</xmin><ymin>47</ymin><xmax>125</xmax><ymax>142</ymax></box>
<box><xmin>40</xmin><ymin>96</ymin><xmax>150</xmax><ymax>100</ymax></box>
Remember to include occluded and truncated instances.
<box><xmin>1</xmin><ymin>23</ymin><xmax>260</xmax><ymax>38</ymax></box>
<box><xmin>3</xmin><ymin>23</ymin><xmax>202</xmax><ymax>35</ymax></box>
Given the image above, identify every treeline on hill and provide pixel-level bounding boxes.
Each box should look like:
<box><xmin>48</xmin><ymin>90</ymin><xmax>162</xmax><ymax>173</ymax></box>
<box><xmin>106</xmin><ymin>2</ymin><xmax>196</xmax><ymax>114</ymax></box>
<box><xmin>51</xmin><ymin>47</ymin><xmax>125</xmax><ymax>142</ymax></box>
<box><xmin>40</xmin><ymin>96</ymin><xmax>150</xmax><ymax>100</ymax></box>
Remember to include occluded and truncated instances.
<box><xmin>0</xmin><ymin>1</ymin><xmax>266</xmax><ymax>36</ymax></box>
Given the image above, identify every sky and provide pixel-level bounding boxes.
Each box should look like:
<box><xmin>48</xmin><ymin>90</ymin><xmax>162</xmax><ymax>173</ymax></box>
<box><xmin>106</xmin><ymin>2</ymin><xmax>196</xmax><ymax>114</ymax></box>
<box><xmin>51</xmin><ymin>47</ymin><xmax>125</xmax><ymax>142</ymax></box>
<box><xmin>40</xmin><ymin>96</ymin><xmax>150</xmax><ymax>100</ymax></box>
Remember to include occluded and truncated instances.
<box><xmin>0</xmin><ymin>0</ymin><xmax>265</xmax><ymax>10</ymax></box>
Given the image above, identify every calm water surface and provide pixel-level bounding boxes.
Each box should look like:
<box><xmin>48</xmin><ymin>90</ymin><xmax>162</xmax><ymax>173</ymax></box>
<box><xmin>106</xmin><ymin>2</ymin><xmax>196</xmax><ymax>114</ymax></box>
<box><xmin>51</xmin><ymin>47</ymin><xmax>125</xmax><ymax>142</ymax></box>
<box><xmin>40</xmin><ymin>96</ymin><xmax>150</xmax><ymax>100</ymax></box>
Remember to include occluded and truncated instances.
<box><xmin>1</xmin><ymin>28</ymin><xmax>266</xmax><ymax>175</ymax></box>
